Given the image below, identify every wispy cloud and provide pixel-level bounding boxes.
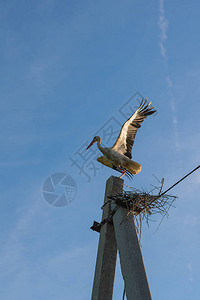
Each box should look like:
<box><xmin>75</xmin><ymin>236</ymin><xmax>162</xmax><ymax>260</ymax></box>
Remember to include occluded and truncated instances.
<box><xmin>157</xmin><ymin>2</ymin><xmax>181</xmax><ymax>169</ymax></box>
<box><xmin>29</xmin><ymin>56</ymin><xmax>58</xmax><ymax>83</ymax></box>
<box><xmin>0</xmin><ymin>189</ymin><xmax>95</xmax><ymax>300</ymax></box>
<box><xmin>166</xmin><ymin>76</ymin><xmax>173</xmax><ymax>88</ymax></box>
<box><xmin>188</xmin><ymin>263</ymin><xmax>193</xmax><ymax>282</ymax></box>
<box><xmin>166</xmin><ymin>76</ymin><xmax>181</xmax><ymax>155</ymax></box>
<box><xmin>0</xmin><ymin>201</ymin><xmax>40</xmax><ymax>267</ymax></box>
<box><xmin>158</xmin><ymin>0</ymin><xmax>168</xmax><ymax>58</ymax></box>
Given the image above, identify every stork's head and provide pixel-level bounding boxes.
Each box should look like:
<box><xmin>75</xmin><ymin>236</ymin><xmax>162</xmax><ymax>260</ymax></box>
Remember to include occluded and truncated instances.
<box><xmin>86</xmin><ymin>136</ymin><xmax>100</xmax><ymax>150</ymax></box>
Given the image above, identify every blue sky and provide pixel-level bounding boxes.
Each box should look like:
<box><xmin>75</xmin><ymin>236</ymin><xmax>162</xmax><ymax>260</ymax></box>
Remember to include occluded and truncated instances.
<box><xmin>0</xmin><ymin>0</ymin><xmax>200</xmax><ymax>299</ymax></box>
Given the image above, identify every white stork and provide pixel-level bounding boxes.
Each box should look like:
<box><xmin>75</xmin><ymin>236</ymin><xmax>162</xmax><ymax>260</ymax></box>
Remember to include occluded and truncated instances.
<box><xmin>86</xmin><ymin>100</ymin><xmax>156</xmax><ymax>178</ymax></box>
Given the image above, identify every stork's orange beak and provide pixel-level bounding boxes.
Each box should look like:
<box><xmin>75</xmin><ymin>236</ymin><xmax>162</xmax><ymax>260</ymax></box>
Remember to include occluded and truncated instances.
<box><xmin>86</xmin><ymin>140</ymin><xmax>95</xmax><ymax>150</ymax></box>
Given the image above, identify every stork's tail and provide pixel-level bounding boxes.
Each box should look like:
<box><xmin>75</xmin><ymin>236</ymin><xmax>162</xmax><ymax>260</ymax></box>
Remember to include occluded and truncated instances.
<box><xmin>125</xmin><ymin>160</ymin><xmax>142</xmax><ymax>175</ymax></box>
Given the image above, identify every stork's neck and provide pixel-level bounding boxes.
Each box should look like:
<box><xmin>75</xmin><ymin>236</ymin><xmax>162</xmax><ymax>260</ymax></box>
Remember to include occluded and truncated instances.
<box><xmin>97</xmin><ymin>138</ymin><xmax>104</xmax><ymax>153</ymax></box>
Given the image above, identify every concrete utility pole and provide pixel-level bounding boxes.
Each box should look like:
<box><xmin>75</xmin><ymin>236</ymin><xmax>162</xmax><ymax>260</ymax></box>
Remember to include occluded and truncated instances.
<box><xmin>91</xmin><ymin>176</ymin><xmax>123</xmax><ymax>300</ymax></box>
<box><xmin>91</xmin><ymin>176</ymin><xmax>152</xmax><ymax>300</ymax></box>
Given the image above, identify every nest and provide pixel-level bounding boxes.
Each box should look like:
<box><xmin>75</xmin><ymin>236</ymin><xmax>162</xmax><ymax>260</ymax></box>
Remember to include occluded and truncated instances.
<box><xmin>109</xmin><ymin>178</ymin><xmax>177</xmax><ymax>240</ymax></box>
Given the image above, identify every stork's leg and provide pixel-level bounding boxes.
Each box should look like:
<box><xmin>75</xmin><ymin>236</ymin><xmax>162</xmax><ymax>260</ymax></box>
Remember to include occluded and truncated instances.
<box><xmin>119</xmin><ymin>166</ymin><xmax>126</xmax><ymax>178</ymax></box>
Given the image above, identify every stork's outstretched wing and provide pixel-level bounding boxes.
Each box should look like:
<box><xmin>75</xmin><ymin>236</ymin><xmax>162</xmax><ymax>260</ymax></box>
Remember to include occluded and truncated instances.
<box><xmin>112</xmin><ymin>100</ymin><xmax>156</xmax><ymax>159</ymax></box>
<box><xmin>97</xmin><ymin>156</ymin><xmax>133</xmax><ymax>179</ymax></box>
